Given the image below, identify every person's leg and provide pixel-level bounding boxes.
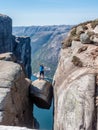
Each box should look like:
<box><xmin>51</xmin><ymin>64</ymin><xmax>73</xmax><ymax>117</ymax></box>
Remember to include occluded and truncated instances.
<box><xmin>42</xmin><ymin>71</ymin><xmax>44</xmax><ymax>79</ymax></box>
<box><xmin>39</xmin><ymin>71</ymin><xmax>41</xmax><ymax>80</ymax></box>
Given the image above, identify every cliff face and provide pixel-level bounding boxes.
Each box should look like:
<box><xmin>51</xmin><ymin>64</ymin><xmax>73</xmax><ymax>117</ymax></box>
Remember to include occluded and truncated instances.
<box><xmin>0</xmin><ymin>14</ymin><xmax>12</xmax><ymax>53</ymax></box>
<box><xmin>12</xmin><ymin>36</ymin><xmax>31</xmax><ymax>78</ymax></box>
<box><xmin>0</xmin><ymin>14</ymin><xmax>31</xmax><ymax>78</ymax></box>
<box><xmin>0</xmin><ymin>58</ymin><xmax>33</xmax><ymax>128</ymax></box>
<box><xmin>0</xmin><ymin>13</ymin><xmax>35</xmax><ymax>128</ymax></box>
<box><xmin>13</xmin><ymin>25</ymin><xmax>72</xmax><ymax>78</ymax></box>
<box><xmin>53</xmin><ymin>20</ymin><xmax>98</xmax><ymax>130</ymax></box>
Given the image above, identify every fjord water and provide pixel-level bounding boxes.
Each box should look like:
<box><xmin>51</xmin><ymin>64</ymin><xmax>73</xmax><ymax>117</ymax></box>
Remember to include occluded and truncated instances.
<box><xmin>31</xmin><ymin>75</ymin><xmax>53</xmax><ymax>130</ymax></box>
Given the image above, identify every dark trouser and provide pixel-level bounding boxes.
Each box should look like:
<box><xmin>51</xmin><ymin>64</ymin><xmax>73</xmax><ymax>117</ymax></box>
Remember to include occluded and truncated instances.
<box><xmin>40</xmin><ymin>71</ymin><xmax>44</xmax><ymax>79</ymax></box>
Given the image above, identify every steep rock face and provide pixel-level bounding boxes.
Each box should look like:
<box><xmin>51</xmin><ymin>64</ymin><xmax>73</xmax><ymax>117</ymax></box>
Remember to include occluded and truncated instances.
<box><xmin>53</xmin><ymin>19</ymin><xmax>98</xmax><ymax>130</ymax></box>
<box><xmin>0</xmin><ymin>14</ymin><xmax>31</xmax><ymax>78</ymax></box>
<box><xmin>0</xmin><ymin>60</ymin><xmax>33</xmax><ymax>128</ymax></box>
<box><xmin>13</xmin><ymin>25</ymin><xmax>72</xmax><ymax>78</ymax></box>
<box><xmin>12</xmin><ymin>36</ymin><xmax>31</xmax><ymax>78</ymax></box>
<box><xmin>0</xmin><ymin>14</ymin><xmax>12</xmax><ymax>53</ymax></box>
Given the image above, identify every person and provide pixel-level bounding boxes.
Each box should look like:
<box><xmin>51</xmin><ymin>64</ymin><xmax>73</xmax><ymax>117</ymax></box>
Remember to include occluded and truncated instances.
<box><xmin>39</xmin><ymin>64</ymin><xmax>44</xmax><ymax>80</ymax></box>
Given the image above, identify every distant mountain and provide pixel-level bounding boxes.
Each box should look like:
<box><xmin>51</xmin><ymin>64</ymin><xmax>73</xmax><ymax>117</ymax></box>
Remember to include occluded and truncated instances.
<box><xmin>13</xmin><ymin>25</ymin><xmax>72</xmax><ymax>78</ymax></box>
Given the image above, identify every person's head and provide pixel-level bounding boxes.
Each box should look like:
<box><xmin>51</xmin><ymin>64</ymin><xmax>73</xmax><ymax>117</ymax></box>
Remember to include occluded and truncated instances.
<box><xmin>40</xmin><ymin>64</ymin><xmax>44</xmax><ymax>66</ymax></box>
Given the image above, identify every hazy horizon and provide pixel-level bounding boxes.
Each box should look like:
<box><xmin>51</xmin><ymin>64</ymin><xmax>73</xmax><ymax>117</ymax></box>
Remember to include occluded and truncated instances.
<box><xmin>0</xmin><ymin>0</ymin><xmax>98</xmax><ymax>26</ymax></box>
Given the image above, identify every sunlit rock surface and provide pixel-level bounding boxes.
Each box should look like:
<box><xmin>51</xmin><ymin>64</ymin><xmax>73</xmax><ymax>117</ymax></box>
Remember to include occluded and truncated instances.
<box><xmin>0</xmin><ymin>52</ymin><xmax>16</xmax><ymax>61</ymax></box>
<box><xmin>0</xmin><ymin>125</ymin><xmax>37</xmax><ymax>130</ymax></box>
<box><xmin>30</xmin><ymin>79</ymin><xmax>53</xmax><ymax>109</ymax></box>
<box><xmin>53</xmin><ymin>19</ymin><xmax>98</xmax><ymax>130</ymax></box>
<box><xmin>0</xmin><ymin>60</ymin><xmax>33</xmax><ymax>128</ymax></box>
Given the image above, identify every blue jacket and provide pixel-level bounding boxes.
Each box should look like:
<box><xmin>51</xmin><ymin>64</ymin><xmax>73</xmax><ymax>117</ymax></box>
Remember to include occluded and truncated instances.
<box><xmin>40</xmin><ymin>65</ymin><xmax>44</xmax><ymax>72</ymax></box>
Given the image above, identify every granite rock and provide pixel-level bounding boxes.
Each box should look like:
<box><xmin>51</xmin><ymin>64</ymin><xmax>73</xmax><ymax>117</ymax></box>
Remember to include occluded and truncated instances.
<box><xmin>53</xmin><ymin>20</ymin><xmax>98</xmax><ymax>130</ymax></box>
<box><xmin>12</xmin><ymin>36</ymin><xmax>31</xmax><ymax>78</ymax></box>
<box><xmin>80</xmin><ymin>33</ymin><xmax>91</xmax><ymax>44</ymax></box>
<box><xmin>0</xmin><ymin>52</ymin><xmax>16</xmax><ymax>62</ymax></box>
<box><xmin>30</xmin><ymin>79</ymin><xmax>53</xmax><ymax>109</ymax></box>
<box><xmin>0</xmin><ymin>125</ymin><xmax>37</xmax><ymax>130</ymax></box>
<box><xmin>0</xmin><ymin>14</ymin><xmax>12</xmax><ymax>53</ymax></box>
<box><xmin>0</xmin><ymin>60</ymin><xmax>33</xmax><ymax>128</ymax></box>
<box><xmin>0</xmin><ymin>14</ymin><xmax>31</xmax><ymax>78</ymax></box>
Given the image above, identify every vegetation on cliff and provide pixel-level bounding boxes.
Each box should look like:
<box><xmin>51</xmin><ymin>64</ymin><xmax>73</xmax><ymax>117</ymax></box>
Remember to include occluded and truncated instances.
<box><xmin>62</xmin><ymin>19</ymin><xmax>98</xmax><ymax>49</ymax></box>
<box><xmin>53</xmin><ymin>19</ymin><xmax>98</xmax><ymax>130</ymax></box>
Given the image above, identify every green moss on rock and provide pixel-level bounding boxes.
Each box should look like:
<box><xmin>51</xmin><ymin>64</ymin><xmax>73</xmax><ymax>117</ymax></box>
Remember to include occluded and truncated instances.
<box><xmin>91</xmin><ymin>20</ymin><xmax>98</xmax><ymax>29</ymax></box>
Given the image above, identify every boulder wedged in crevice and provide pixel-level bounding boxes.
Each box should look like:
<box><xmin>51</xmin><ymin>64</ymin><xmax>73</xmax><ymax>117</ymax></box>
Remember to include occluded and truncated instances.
<box><xmin>30</xmin><ymin>79</ymin><xmax>53</xmax><ymax>109</ymax></box>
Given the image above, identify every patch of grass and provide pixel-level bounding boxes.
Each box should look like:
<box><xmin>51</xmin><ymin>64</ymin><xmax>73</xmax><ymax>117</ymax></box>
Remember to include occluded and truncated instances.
<box><xmin>87</xmin><ymin>31</ymin><xmax>95</xmax><ymax>37</ymax></box>
<box><xmin>72</xmin><ymin>34</ymin><xmax>80</xmax><ymax>41</ymax></box>
<box><xmin>72</xmin><ymin>20</ymin><xmax>92</xmax><ymax>29</ymax></box>
<box><xmin>77</xmin><ymin>46</ymin><xmax>88</xmax><ymax>53</ymax></box>
<box><xmin>77</xmin><ymin>30</ymin><xmax>84</xmax><ymax>35</ymax></box>
<box><xmin>62</xmin><ymin>38</ymin><xmax>72</xmax><ymax>49</ymax></box>
<box><xmin>62</xmin><ymin>19</ymin><xmax>98</xmax><ymax>49</ymax></box>
<box><xmin>62</xmin><ymin>28</ymin><xmax>80</xmax><ymax>49</ymax></box>
<box><xmin>72</xmin><ymin>37</ymin><xmax>80</xmax><ymax>41</ymax></box>
<box><xmin>70</xmin><ymin>28</ymin><xmax>76</xmax><ymax>36</ymax></box>
<box><xmin>72</xmin><ymin>56</ymin><xmax>83</xmax><ymax>67</ymax></box>
<box><xmin>91</xmin><ymin>20</ymin><xmax>98</xmax><ymax>29</ymax></box>
<box><xmin>82</xmin><ymin>25</ymin><xmax>88</xmax><ymax>30</ymax></box>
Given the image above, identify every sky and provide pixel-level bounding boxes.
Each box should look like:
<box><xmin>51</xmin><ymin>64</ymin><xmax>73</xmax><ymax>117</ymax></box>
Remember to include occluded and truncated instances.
<box><xmin>0</xmin><ymin>0</ymin><xmax>98</xmax><ymax>26</ymax></box>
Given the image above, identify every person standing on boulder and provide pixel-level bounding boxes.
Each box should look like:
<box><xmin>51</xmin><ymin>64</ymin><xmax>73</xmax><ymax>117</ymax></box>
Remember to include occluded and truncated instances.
<box><xmin>39</xmin><ymin>64</ymin><xmax>44</xmax><ymax>80</ymax></box>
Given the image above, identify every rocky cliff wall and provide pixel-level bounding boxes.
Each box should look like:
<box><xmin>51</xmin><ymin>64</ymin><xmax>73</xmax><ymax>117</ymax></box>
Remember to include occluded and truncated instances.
<box><xmin>0</xmin><ymin>58</ymin><xmax>34</xmax><ymax>128</ymax></box>
<box><xmin>12</xmin><ymin>36</ymin><xmax>31</xmax><ymax>78</ymax></box>
<box><xmin>53</xmin><ymin>20</ymin><xmax>98</xmax><ymax>130</ymax></box>
<box><xmin>0</xmin><ymin>14</ymin><xmax>12</xmax><ymax>53</ymax></box>
<box><xmin>0</xmin><ymin>14</ymin><xmax>31</xmax><ymax>78</ymax></box>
